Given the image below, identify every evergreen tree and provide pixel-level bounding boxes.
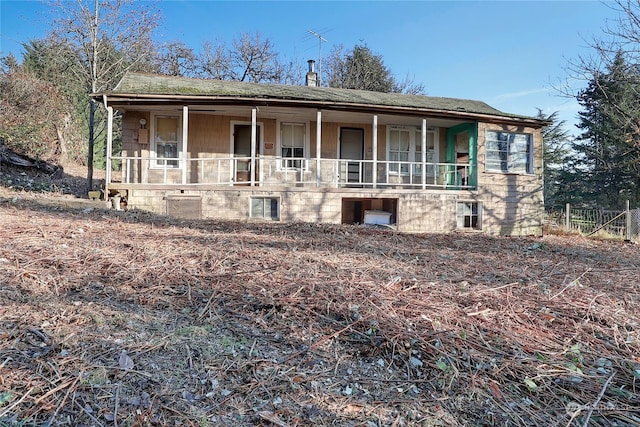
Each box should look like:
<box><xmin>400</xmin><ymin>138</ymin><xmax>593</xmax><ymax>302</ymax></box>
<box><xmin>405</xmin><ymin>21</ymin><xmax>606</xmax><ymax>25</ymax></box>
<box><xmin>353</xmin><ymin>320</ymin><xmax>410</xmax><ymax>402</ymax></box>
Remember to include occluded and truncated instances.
<box><xmin>536</xmin><ymin>109</ymin><xmax>572</xmax><ymax>209</ymax></box>
<box><xmin>574</xmin><ymin>52</ymin><xmax>640</xmax><ymax>208</ymax></box>
<box><xmin>325</xmin><ymin>44</ymin><xmax>424</xmax><ymax>94</ymax></box>
<box><xmin>0</xmin><ymin>53</ymin><xmax>19</xmax><ymax>74</ymax></box>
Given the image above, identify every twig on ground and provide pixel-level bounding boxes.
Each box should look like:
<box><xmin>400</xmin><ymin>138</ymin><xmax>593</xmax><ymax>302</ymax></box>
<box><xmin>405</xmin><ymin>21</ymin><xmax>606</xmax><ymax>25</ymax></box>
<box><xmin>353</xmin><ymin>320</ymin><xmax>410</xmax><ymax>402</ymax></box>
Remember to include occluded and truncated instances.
<box><xmin>475</xmin><ymin>281</ymin><xmax>519</xmax><ymax>293</ymax></box>
<box><xmin>45</xmin><ymin>372</ymin><xmax>81</xmax><ymax>426</ymax></box>
<box><xmin>75</xmin><ymin>400</ymin><xmax>104</xmax><ymax>427</ymax></box>
<box><xmin>550</xmin><ymin>269</ymin><xmax>592</xmax><ymax>300</ymax></box>
<box><xmin>582</xmin><ymin>372</ymin><xmax>616</xmax><ymax>427</ymax></box>
<box><xmin>0</xmin><ymin>386</ymin><xmax>35</xmax><ymax>419</ymax></box>
<box><xmin>114</xmin><ymin>383</ymin><xmax>120</xmax><ymax>427</ymax></box>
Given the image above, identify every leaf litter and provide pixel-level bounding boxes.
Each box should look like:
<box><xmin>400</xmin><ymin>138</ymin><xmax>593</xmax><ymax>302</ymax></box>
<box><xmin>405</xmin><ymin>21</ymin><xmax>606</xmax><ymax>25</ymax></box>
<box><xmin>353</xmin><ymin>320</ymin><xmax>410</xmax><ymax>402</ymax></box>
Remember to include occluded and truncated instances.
<box><xmin>0</xmin><ymin>193</ymin><xmax>639</xmax><ymax>426</ymax></box>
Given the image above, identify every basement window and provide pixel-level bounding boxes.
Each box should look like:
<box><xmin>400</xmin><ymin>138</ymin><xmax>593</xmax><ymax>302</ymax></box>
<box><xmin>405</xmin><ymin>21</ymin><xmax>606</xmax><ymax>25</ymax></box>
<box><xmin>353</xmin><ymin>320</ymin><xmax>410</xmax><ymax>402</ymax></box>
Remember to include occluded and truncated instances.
<box><xmin>250</xmin><ymin>197</ymin><xmax>279</xmax><ymax>220</ymax></box>
<box><xmin>456</xmin><ymin>201</ymin><xmax>481</xmax><ymax>230</ymax></box>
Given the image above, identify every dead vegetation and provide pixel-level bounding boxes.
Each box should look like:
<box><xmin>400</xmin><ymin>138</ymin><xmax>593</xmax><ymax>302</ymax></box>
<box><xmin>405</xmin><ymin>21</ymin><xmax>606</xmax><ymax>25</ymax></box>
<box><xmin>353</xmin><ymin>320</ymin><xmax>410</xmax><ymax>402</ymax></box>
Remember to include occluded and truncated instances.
<box><xmin>1</xmin><ymin>191</ymin><xmax>639</xmax><ymax>426</ymax></box>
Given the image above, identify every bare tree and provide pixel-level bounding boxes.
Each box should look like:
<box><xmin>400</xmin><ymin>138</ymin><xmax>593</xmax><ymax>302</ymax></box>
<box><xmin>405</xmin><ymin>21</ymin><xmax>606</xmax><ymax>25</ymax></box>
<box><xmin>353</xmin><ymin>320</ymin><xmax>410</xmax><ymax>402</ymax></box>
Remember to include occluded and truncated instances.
<box><xmin>323</xmin><ymin>44</ymin><xmax>347</xmax><ymax>89</ymax></box>
<box><xmin>48</xmin><ymin>0</ymin><xmax>160</xmax><ymax>191</ymax></box>
<box><xmin>393</xmin><ymin>72</ymin><xmax>426</xmax><ymax>95</ymax></box>
<box><xmin>562</xmin><ymin>1</ymin><xmax>640</xmax><ymax>96</ymax></box>
<box><xmin>198</xmin><ymin>39</ymin><xmax>228</xmax><ymax>80</ymax></box>
<box><xmin>155</xmin><ymin>41</ymin><xmax>198</xmax><ymax>77</ymax></box>
<box><xmin>198</xmin><ymin>32</ymin><xmax>297</xmax><ymax>84</ymax></box>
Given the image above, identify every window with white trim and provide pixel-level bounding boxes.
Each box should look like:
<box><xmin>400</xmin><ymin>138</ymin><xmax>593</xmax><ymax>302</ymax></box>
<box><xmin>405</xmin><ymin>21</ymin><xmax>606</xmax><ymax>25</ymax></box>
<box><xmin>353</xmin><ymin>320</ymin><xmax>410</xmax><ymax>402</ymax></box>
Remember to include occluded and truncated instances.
<box><xmin>250</xmin><ymin>197</ymin><xmax>279</xmax><ymax>220</ymax></box>
<box><xmin>152</xmin><ymin>115</ymin><xmax>181</xmax><ymax>168</ymax></box>
<box><xmin>387</xmin><ymin>126</ymin><xmax>438</xmax><ymax>176</ymax></box>
<box><xmin>280</xmin><ymin>122</ymin><xmax>306</xmax><ymax>169</ymax></box>
<box><xmin>388</xmin><ymin>128</ymin><xmax>411</xmax><ymax>174</ymax></box>
<box><xmin>485</xmin><ymin>131</ymin><xmax>532</xmax><ymax>174</ymax></box>
<box><xmin>456</xmin><ymin>201</ymin><xmax>481</xmax><ymax>230</ymax></box>
<box><xmin>414</xmin><ymin>129</ymin><xmax>437</xmax><ymax>177</ymax></box>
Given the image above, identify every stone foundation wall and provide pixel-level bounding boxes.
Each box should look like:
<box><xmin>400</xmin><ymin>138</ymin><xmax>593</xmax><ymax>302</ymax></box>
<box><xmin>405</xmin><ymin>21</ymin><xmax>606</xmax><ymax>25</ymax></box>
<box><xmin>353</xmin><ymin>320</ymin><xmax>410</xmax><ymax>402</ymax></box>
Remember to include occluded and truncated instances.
<box><xmin>121</xmin><ymin>187</ymin><xmax>541</xmax><ymax>235</ymax></box>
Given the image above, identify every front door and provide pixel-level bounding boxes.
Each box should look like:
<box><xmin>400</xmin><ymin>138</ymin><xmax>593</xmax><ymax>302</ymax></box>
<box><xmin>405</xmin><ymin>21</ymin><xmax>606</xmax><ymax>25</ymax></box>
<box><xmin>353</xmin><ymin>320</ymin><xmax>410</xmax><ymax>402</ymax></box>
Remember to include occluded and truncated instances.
<box><xmin>233</xmin><ymin>124</ymin><xmax>260</xmax><ymax>183</ymax></box>
<box><xmin>340</xmin><ymin>128</ymin><xmax>364</xmax><ymax>183</ymax></box>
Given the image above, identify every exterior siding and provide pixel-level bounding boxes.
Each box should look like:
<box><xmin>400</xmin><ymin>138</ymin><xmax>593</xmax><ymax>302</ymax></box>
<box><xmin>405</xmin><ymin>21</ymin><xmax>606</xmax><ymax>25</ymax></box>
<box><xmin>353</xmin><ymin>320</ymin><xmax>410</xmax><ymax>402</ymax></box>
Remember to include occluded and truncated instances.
<box><xmin>122</xmin><ymin>114</ymin><xmax>451</xmax><ymax>172</ymax></box>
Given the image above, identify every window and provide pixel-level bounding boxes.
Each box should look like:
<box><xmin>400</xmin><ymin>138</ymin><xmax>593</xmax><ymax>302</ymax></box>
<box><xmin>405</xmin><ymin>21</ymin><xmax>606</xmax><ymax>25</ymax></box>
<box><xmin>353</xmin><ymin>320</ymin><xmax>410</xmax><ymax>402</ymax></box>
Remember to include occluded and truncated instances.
<box><xmin>485</xmin><ymin>131</ymin><xmax>532</xmax><ymax>174</ymax></box>
<box><xmin>250</xmin><ymin>197</ymin><xmax>279</xmax><ymax>220</ymax></box>
<box><xmin>153</xmin><ymin>115</ymin><xmax>180</xmax><ymax>168</ymax></box>
<box><xmin>280</xmin><ymin>122</ymin><xmax>306</xmax><ymax>169</ymax></box>
<box><xmin>413</xmin><ymin>129</ymin><xmax>437</xmax><ymax>177</ymax></box>
<box><xmin>456</xmin><ymin>201</ymin><xmax>481</xmax><ymax>230</ymax></box>
<box><xmin>387</xmin><ymin>126</ymin><xmax>438</xmax><ymax>175</ymax></box>
<box><xmin>388</xmin><ymin>128</ymin><xmax>411</xmax><ymax>174</ymax></box>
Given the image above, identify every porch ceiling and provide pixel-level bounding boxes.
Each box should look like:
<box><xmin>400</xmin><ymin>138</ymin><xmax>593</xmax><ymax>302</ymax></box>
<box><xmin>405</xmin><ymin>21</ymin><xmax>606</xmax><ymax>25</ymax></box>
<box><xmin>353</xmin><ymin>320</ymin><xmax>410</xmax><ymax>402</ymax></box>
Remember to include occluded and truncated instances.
<box><xmin>120</xmin><ymin>104</ymin><xmax>466</xmax><ymax>128</ymax></box>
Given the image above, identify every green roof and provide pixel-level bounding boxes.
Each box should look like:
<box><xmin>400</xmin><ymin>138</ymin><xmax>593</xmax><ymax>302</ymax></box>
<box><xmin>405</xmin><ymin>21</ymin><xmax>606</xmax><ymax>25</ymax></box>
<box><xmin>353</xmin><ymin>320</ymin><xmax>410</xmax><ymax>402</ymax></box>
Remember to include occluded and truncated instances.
<box><xmin>106</xmin><ymin>72</ymin><xmax>540</xmax><ymax>123</ymax></box>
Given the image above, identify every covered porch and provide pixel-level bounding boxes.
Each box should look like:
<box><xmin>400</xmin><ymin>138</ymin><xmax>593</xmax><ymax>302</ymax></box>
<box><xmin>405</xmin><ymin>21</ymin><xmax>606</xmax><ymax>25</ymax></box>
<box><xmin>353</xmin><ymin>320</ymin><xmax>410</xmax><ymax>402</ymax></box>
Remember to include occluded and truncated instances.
<box><xmin>104</xmin><ymin>104</ymin><xmax>478</xmax><ymax>193</ymax></box>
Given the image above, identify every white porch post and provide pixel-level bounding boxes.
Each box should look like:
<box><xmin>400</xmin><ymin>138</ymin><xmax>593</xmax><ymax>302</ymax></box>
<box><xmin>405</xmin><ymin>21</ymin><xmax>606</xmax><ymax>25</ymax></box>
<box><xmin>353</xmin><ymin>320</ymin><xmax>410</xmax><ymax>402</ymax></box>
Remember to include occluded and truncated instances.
<box><xmin>182</xmin><ymin>106</ymin><xmax>189</xmax><ymax>184</ymax></box>
<box><xmin>251</xmin><ymin>107</ymin><xmax>257</xmax><ymax>186</ymax></box>
<box><xmin>372</xmin><ymin>115</ymin><xmax>378</xmax><ymax>189</ymax></box>
<box><xmin>316</xmin><ymin>110</ymin><xmax>322</xmax><ymax>186</ymax></box>
<box><xmin>105</xmin><ymin>106</ymin><xmax>113</xmax><ymax>196</ymax></box>
<box><xmin>421</xmin><ymin>119</ymin><xmax>427</xmax><ymax>190</ymax></box>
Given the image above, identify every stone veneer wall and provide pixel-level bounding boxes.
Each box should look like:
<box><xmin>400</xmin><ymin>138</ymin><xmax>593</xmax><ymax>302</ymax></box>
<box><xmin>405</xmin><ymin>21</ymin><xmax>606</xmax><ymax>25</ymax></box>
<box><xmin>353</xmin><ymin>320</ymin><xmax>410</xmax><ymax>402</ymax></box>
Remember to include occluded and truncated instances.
<box><xmin>475</xmin><ymin>122</ymin><xmax>544</xmax><ymax>236</ymax></box>
<box><xmin>124</xmin><ymin>187</ymin><xmax>505</xmax><ymax>234</ymax></box>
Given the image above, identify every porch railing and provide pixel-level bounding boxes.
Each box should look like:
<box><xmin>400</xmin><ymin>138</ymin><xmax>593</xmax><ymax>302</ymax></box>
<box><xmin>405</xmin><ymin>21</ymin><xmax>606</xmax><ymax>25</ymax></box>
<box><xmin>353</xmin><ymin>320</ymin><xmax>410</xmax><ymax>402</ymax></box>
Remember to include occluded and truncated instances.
<box><xmin>112</xmin><ymin>155</ymin><xmax>475</xmax><ymax>190</ymax></box>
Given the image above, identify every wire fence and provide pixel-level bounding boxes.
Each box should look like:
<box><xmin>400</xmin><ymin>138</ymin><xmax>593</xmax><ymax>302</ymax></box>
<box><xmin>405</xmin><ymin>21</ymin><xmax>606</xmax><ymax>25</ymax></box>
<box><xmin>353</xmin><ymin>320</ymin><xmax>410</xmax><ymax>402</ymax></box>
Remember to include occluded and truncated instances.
<box><xmin>545</xmin><ymin>202</ymin><xmax>640</xmax><ymax>242</ymax></box>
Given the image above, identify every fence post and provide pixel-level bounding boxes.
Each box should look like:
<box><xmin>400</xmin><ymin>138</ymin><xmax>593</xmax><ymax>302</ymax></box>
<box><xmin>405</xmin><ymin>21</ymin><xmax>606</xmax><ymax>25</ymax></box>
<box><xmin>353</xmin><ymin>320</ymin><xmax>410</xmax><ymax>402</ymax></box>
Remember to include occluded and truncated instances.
<box><xmin>625</xmin><ymin>200</ymin><xmax>631</xmax><ymax>242</ymax></box>
<box><xmin>565</xmin><ymin>202</ymin><xmax>571</xmax><ymax>232</ymax></box>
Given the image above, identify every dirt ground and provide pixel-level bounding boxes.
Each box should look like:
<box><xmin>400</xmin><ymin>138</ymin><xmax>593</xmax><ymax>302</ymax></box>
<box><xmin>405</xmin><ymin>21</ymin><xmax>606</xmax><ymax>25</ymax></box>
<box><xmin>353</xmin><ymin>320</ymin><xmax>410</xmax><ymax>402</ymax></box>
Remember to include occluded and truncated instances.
<box><xmin>0</xmin><ymin>164</ymin><xmax>639</xmax><ymax>426</ymax></box>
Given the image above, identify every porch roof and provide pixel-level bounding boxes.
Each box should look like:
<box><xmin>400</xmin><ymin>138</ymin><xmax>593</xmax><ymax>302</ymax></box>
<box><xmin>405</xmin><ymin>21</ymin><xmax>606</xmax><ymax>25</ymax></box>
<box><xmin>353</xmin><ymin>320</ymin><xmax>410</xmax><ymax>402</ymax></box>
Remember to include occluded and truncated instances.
<box><xmin>101</xmin><ymin>72</ymin><xmax>544</xmax><ymax>126</ymax></box>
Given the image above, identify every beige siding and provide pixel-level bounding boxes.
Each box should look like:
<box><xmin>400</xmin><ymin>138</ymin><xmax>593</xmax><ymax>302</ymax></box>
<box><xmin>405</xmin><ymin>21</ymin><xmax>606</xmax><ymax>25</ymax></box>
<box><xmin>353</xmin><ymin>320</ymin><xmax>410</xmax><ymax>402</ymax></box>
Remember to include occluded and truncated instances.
<box><xmin>189</xmin><ymin>114</ymin><xmax>228</xmax><ymax>156</ymax></box>
<box><xmin>121</xmin><ymin>114</ymin><xmax>450</xmax><ymax>165</ymax></box>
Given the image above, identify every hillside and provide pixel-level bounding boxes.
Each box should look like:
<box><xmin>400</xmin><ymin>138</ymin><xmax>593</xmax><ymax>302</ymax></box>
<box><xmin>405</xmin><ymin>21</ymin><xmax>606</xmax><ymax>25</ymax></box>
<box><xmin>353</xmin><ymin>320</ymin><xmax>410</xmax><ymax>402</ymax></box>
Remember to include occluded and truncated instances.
<box><xmin>0</xmin><ymin>187</ymin><xmax>639</xmax><ymax>426</ymax></box>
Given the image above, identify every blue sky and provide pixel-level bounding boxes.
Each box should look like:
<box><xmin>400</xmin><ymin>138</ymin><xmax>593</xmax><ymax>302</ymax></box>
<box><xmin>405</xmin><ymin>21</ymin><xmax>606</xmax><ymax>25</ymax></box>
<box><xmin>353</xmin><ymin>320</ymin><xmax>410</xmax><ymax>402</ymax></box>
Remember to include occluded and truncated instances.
<box><xmin>0</xmin><ymin>1</ymin><xmax>622</xmax><ymax>135</ymax></box>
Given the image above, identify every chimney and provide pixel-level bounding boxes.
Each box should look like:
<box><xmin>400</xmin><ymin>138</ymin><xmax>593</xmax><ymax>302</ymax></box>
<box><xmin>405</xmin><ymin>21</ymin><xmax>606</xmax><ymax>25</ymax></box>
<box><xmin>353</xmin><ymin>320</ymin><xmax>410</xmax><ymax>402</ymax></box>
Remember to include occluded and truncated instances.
<box><xmin>306</xmin><ymin>59</ymin><xmax>317</xmax><ymax>87</ymax></box>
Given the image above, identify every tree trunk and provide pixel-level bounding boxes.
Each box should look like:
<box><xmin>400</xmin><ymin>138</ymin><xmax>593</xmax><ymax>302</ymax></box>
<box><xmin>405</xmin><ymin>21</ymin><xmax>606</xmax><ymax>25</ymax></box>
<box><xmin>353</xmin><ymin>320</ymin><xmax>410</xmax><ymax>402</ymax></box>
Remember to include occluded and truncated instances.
<box><xmin>54</xmin><ymin>112</ymin><xmax>71</xmax><ymax>168</ymax></box>
<box><xmin>86</xmin><ymin>0</ymin><xmax>98</xmax><ymax>194</ymax></box>
<box><xmin>87</xmin><ymin>98</ymin><xmax>96</xmax><ymax>193</ymax></box>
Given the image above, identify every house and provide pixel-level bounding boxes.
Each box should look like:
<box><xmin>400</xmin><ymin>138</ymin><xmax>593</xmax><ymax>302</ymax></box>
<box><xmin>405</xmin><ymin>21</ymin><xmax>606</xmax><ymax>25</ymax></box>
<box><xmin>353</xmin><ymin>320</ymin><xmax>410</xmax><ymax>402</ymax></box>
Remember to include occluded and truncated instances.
<box><xmin>97</xmin><ymin>67</ymin><xmax>546</xmax><ymax>235</ymax></box>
